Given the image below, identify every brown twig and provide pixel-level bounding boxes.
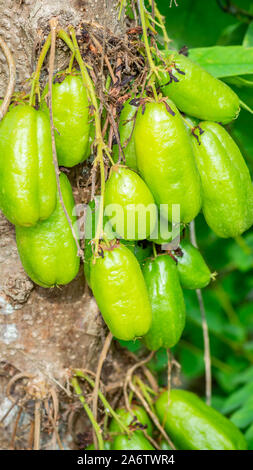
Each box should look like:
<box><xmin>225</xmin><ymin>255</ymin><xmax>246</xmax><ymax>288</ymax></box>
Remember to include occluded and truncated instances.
<box><xmin>9</xmin><ymin>406</ymin><xmax>22</xmax><ymax>449</ymax></box>
<box><xmin>123</xmin><ymin>351</ymin><xmax>154</xmax><ymax>412</ymax></box>
<box><xmin>33</xmin><ymin>401</ymin><xmax>41</xmax><ymax>450</ymax></box>
<box><xmin>48</xmin><ymin>18</ymin><xmax>83</xmax><ymax>260</ymax></box>
<box><xmin>6</xmin><ymin>372</ymin><xmax>33</xmax><ymax>404</ymax></box>
<box><xmin>129</xmin><ymin>381</ymin><xmax>176</xmax><ymax>449</ymax></box>
<box><xmin>92</xmin><ymin>331</ymin><xmax>113</xmax><ymax>449</ymax></box>
<box><xmin>0</xmin><ymin>36</ymin><xmax>16</xmax><ymax>120</ymax></box>
<box><xmin>190</xmin><ymin>220</ymin><xmax>212</xmax><ymax>405</ymax></box>
<box><xmin>90</xmin><ymin>32</ymin><xmax>117</xmax><ymax>84</ymax></box>
<box><xmin>0</xmin><ymin>399</ymin><xmax>18</xmax><ymax>424</ymax></box>
<box><xmin>27</xmin><ymin>420</ymin><xmax>35</xmax><ymax>450</ymax></box>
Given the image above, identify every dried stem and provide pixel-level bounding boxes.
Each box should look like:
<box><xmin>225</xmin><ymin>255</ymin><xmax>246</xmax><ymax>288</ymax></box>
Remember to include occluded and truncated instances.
<box><xmin>0</xmin><ymin>36</ymin><xmax>16</xmax><ymax>120</ymax></box>
<box><xmin>92</xmin><ymin>331</ymin><xmax>113</xmax><ymax>449</ymax></box>
<box><xmin>29</xmin><ymin>33</ymin><xmax>51</xmax><ymax>106</ymax></box>
<box><xmin>129</xmin><ymin>381</ymin><xmax>176</xmax><ymax>449</ymax></box>
<box><xmin>74</xmin><ymin>369</ymin><xmax>130</xmax><ymax>435</ymax></box>
<box><xmin>123</xmin><ymin>351</ymin><xmax>154</xmax><ymax>411</ymax></box>
<box><xmin>33</xmin><ymin>401</ymin><xmax>41</xmax><ymax>450</ymax></box>
<box><xmin>190</xmin><ymin>220</ymin><xmax>212</xmax><ymax>405</ymax></box>
<box><xmin>71</xmin><ymin>376</ymin><xmax>104</xmax><ymax>450</ymax></box>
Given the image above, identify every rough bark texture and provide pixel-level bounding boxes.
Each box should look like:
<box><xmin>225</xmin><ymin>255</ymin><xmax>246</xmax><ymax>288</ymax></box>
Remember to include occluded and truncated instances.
<box><xmin>0</xmin><ymin>0</ymin><xmax>123</xmax><ymax>381</ymax></box>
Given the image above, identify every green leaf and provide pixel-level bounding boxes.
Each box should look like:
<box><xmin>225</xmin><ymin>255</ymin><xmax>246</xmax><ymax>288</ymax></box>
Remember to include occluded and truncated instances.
<box><xmin>226</xmin><ymin>234</ymin><xmax>253</xmax><ymax>272</ymax></box>
<box><xmin>245</xmin><ymin>422</ymin><xmax>253</xmax><ymax>449</ymax></box>
<box><xmin>238</xmin><ymin>303</ymin><xmax>253</xmax><ymax>327</ymax></box>
<box><xmin>224</xmin><ymin>76</ymin><xmax>253</xmax><ymax>88</ymax></box>
<box><xmin>222</xmin><ymin>382</ymin><xmax>253</xmax><ymax>414</ymax></box>
<box><xmin>156</xmin><ymin>0</ymin><xmax>244</xmax><ymax>49</ymax></box>
<box><xmin>230</xmin><ymin>109</ymin><xmax>253</xmax><ymax>173</ymax></box>
<box><xmin>118</xmin><ymin>338</ymin><xmax>142</xmax><ymax>353</ymax></box>
<box><xmin>179</xmin><ymin>346</ymin><xmax>204</xmax><ymax>379</ymax></box>
<box><xmin>217</xmin><ymin>22</ymin><xmax>247</xmax><ymax>47</ymax></box>
<box><xmin>243</xmin><ymin>22</ymin><xmax>253</xmax><ymax>47</ymax></box>
<box><xmin>231</xmin><ymin>366</ymin><xmax>253</xmax><ymax>387</ymax></box>
<box><xmin>222</xmin><ymin>323</ymin><xmax>246</xmax><ymax>343</ymax></box>
<box><xmin>230</xmin><ymin>396</ymin><xmax>253</xmax><ymax>429</ymax></box>
<box><xmin>189</xmin><ymin>46</ymin><xmax>253</xmax><ymax>77</ymax></box>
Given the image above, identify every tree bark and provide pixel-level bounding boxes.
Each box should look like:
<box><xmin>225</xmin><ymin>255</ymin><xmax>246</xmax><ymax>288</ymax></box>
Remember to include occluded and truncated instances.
<box><xmin>0</xmin><ymin>0</ymin><xmax>122</xmax><ymax>380</ymax></box>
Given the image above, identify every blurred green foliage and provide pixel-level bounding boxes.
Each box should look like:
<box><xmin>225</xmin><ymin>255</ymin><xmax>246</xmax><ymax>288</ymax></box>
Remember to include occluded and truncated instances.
<box><xmin>118</xmin><ymin>0</ymin><xmax>253</xmax><ymax>449</ymax></box>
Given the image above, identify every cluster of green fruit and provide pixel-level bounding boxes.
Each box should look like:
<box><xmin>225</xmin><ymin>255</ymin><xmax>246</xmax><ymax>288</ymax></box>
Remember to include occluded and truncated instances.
<box><xmin>86</xmin><ymin>389</ymin><xmax>247</xmax><ymax>450</ymax></box>
<box><xmin>0</xmin><ymin>74</ymin><xmax>89</xmax><ymax>287</ymax></box>
<box><xmin>85</xmin><ymin>50</ymin><xmax>253</xmax><ymax>345</ymax></box>
<box><xmin>0</xmin><ymin>51</ymin><xmax>252</xmax><ymax>350</ymax></box>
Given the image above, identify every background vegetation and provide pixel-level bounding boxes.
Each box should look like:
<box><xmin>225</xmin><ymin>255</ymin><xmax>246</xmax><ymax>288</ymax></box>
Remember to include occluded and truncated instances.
<box><xmin>119</xmin><ymin>0</ymin><xmax>253</xmax><ymax>450</ymax></box>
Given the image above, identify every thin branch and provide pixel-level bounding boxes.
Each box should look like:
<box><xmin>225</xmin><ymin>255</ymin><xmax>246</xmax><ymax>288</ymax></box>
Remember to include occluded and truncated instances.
<box><xmin>0</xmin><ymin>36</ymin><xmax>16</xmax><ymax>120</ymax></box>
<box><xmin>123</xmin><ymin>351</ymin><xmax>154</xmax><ymax>413</ymax></box>
<box><xmin>48</xmin><ymin>18</ymin><xmax>83</xmax><ymax>260</ymax></box>
<box><xmin>92</xmin><ymin>331</ymin><xmax>113</xmax><ymax>449</ymax></box>
<box><xmin>190</xmin><ymin>220</ymin><xmax>212</xmax><ymax>405</ymax></box>
<box><xmin>71</xmin><ymin>376</ymin><xmax>104</xmax><ymax>450</ymax></box>
<box><xmin>33</xmin><ymin>401</ymin><xmax>41</xmax><ymax>450</ymax></box>
<box><xmin>129</xmin><ymin>381</ymin><xmax>176</xmax><ymax>449</ymax></box>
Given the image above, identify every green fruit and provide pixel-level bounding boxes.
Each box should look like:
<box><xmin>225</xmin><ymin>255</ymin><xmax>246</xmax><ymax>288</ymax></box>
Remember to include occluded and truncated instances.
<box><xmin>43</xmin><ymin>74</ymin><xmax>90</xmax><ymax>167</ymax></box>
<box><xmin>86</xmin><ymin>441</ymin><xmax>111</xmax><ymax>450</ymax></box>
<box><xmin>89</xmin><ymin>243</ymin><xmax>152</xmax><ymax>341</ymax></box>
<box><xmin>158</xmin><ymin>50</ymin><xmax>240</xmax><ymax>124</ymax></box>
<box><xmin>121</xmin><ymin>240</ymin><xmax>153</xmax><ymax>265</ymax></box>
<box><xmin>160</xmin><ymin>440</ymin><xmax>172</xmax><ymax>450</ymax></box>
<box><xmin>84</xmin><ymin>199</ymin><xmax>116</xmax><ymax>287</ymax></box>
<box><xmin>134</xmin><ymin>100</ymin><xmax>201</xmax><ymax>224</ymax></box>
<box><xmin>0</xmin><ymin>104</ymin><xmax>57</xmax><ymax>227</ymax></box>
<box><xmin>142</xmin><ymin>255</ymin><xmax>185</xmax><ymax>351</ymax></box>
<box><xmin>104</xmin><ymin>166</ymin><xmax>157</xmax><ymax>240</ymax></box>
<box><xmin>192</xmin><ymin>121</ymin><xmax>253</xmax><ymax>238</ymax></box>
<box><xmin>148</xmin><ymin>214</ymin><xmax>182</xmax><ymax>246</ymax></box>
<box><xmin>16</xmin><ymin>173</ymin><xmax>80</xmax><ymax>287</ymax></box>
<box><xmin>155</xmin><ymin>389</ymin><xmax>247</xmax><ymax>450</ymax></box>
<box><xmin>109</xmin><ymin>406</ymin><xmax>153</xmax><ymax>437</ymax></box>
<box><xmin>112</xmin><ymin>98</ymin><xmax>138</xmax><ymax>170</ymax></box>
<box><xmin>174</xmin><ymin>239</ymin><xmax>212</xmax><ymax>289</ymax></box>
<box><xmin>112</xmin><ymin>434</ymin><xmax>155</xmax><ymax>450</ymax></box>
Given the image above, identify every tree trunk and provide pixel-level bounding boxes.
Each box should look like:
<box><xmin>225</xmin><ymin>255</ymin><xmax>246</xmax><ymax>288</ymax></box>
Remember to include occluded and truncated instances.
<box><xmin>0</xmin><ymin>0</ymin><xmax>122</xmax><ymax>380</ymax></box>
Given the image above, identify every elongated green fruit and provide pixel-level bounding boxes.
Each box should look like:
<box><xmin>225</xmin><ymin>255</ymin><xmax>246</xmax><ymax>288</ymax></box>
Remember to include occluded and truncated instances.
<box><xmin>158</xmin><ymin>51</ymin><xmax>240</xmax><ymax>124</ymax></box>
<box><xmin>155</xmin><ymin>389</ymin><xmax>247</xmax><ymax>450</ymax></box>
<box><xmin>84</xmin><ymin>199</ymin><xmax>117</xmax><ymax>287</ymax></box>
<box><xmin>112</xmin><ymin>98</ymin><xmax>138</xmax><ymax>170</ymax></box>
<box><xmin>134</xmin><ymin>100</ymin><xmax>201</xmax><ymax>224</ymax></box>
<box><xmin>142</xmin><ymin>255</ymin><xmax>185</xmax><ymax>351</ymax></box>
<box><xmin>121</xmin><ymin>240</ymin><xmax>153</xmax><ymax>265</ymax></box>
<box><xmin>86</xmin><ymin>441</ymin><xmax>111</xmax><ymax>450</ymax></box>
<box><xmin>90</xmin><ymin>243</ymin><xmax>152</xmax><ymax>341</ymax></box>
<box><xmin>192</xmin><ymin>122</ymin><xmax>253</xmax><ymax>238</ymax></box>
<box><xmin>16</xmin><ymin>173</ymin><xmax>80</xmax><ymax>287</ymax></box>
<box><xmin>112</xmin><ymin>434</ymin><xmax>155</xmax><ymax>450</ymax></box>
<box><xmin>109</xmin><ymin>406</ymin><xmax>153</xmax><ymax>437</ymax></box>
<box><xmin>104</xmin><ymin>166</ymin><xmax>157</xmax><ymax>240</ymax></box>
<box><xmin>43</xmin><ymin>74</ymin><xmax>90</xmax><ymax>167</ymax></box>
<box><xmin>174</xmin><ymin>239</ymin><xmax>212</xmax><ymax>289</ymax></box>
<box><xmin>0</xmin><ymin>104</ymin><xmax>57</xmax><ymax>227</ymax></box>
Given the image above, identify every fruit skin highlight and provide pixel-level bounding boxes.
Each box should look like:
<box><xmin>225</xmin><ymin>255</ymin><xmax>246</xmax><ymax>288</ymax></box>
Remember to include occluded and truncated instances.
<box><xmin>134</xmin><ymin>100</ymin><xmax>201</xmax><ymax>224</ymax></box>
<box><xmin>0</xmin><ymin>104</ymin><xmax>57</xmax><ymax>227</ymax></box>
<box><xmin>104</xmin><ymin>166</ymin><xmax>157</xmax><ymax>240</ymax></box>
<box><xmin>142</xmin><ymin>254</ymin><xmax>185</xmax><ymax>351</ymax></box>
<box><xmin>16</xmin><ymin>173</ymin><xmax>80</xmax><ymax>287</ymax></box>
<box><xmin>89</xmin><ymin>243</ymin><xmax>152</xmax><ymax>341</ymax></box>
<box><xmin>155</xmin><ymin>389</ymin><xmax>247</xmax><ymax>450</ymax></box>
<box><xmin>158</xmin><ymin>50</ymin><xmax>240</xmax><ymax>124</ymax></box>
<box><xmin>192</xmin><ymin>121</ymin><xmax>253</xmax><ymax>238</ymax></box>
